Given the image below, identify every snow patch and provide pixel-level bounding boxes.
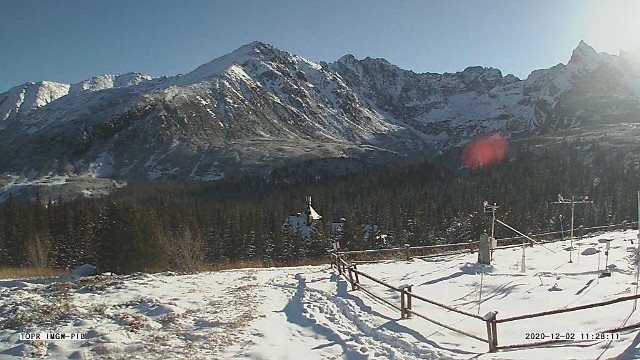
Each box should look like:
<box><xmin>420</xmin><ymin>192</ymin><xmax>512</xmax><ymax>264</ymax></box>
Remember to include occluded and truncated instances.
<box><xmin>89</xmin><ymin>153</ymin><xmax>114</xmax><ymax>178</ymax></box>
<box><xmin>1</xmin><ymin>230</ymin><xmax>640</xmax><ymax>358</ymax></box>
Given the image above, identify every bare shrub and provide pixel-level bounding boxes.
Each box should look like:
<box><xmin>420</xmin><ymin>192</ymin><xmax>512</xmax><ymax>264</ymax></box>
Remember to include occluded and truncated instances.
<box><xmin>162</xmin><ymin>227</ymin><xmax>204</xmax><ymax>273</ymax></box>
<box><xmin>26</xmin><ymin>234</ymin><xmax>50</xmax><ymax>269</ymax></box>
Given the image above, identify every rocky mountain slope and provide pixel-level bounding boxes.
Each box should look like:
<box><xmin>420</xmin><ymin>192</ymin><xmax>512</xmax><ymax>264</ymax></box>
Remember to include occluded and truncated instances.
<box><xmin>1</xmin><ymin>41</ymin><xmax>639</xmax><ymax>199</ymax></box>
<box><xmin>331</xmin><ymin>41</ymin><xmax>640</xmax><ymax>140</ymax></box>
<box><xmin>0</xmin><ymin>73</ymin><xmax>152</xmax><ymax>122</ymax></box>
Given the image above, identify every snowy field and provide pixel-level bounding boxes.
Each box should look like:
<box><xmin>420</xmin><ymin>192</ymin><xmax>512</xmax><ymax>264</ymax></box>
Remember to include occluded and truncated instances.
<box><xmin>2</xmin><ymin>230</ymin><xmax>640</xmax><ymax>359</ymax></box>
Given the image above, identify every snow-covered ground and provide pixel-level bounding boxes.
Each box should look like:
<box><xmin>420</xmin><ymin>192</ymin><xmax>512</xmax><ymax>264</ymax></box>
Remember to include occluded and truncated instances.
<box><xmin>2</xmin><ymin>230</ymin><xmax>640</xmax><ymax>359</ymax></box>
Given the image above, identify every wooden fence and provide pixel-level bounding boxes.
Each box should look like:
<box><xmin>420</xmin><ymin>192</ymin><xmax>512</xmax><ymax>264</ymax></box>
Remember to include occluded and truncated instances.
<box><xmin>493</xmin><ymin>293</ymin><xmax>640</xmax><ymax>351</ymax></box>
<box><xmin>328</xmin><ymin>223</ymin><xmax>640</xmax><ymax>353</ymax></box>
<box><xmin>494</xmin><ymin>222</ymin><xmax>637</xmax><ymax>249</ymax></box>
<box><xmin>330</xmin><ymin>254</ymin><xmax>494</xmax><ymax>351</ymax></box>
<box><xmin>333</xmin><ymin>222</ymin><xmax>636</xmax><ymax>264</ymax></box>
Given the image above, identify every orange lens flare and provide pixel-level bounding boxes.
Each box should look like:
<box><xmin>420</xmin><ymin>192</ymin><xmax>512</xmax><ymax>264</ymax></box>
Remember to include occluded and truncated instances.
<box><xmin>462</xmin><ymin>133</ymin><xmax>508</xmax><ymax>169</ymax></box>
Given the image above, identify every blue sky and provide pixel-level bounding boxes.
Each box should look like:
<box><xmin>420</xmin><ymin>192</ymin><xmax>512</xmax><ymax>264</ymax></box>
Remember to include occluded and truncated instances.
<box><xmin>1</xmin><ymin>0</ymin><xmax>640</xmax><ymax>93</ymax></box>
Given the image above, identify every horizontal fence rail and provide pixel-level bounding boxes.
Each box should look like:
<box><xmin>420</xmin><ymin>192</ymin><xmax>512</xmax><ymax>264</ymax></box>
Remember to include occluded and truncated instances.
<box><xmin>494</xmin><ymin>320</ymin><xmax>640</xmax><ymax>352</ymax></box>
<box><xmin>358</xmin><ymin>284</ymin><xmax>401</xmax><ymax>311</ymax></box>
<box><xmin>337</xmin><ymin>248</ymin><xmax>405</xmax><ymax>255</ymax></box>
<box><xmin>497</xmin><ymin>339</ymin><xmax>575</xmax><ymax>350</ymax></box>
<box><xmin>407</xmin><ymin>242</ymin><xmax>480</xmax><ymax>251</ymax></box>
<box><xmin>333</xmin><ymin>222</ymin><xmax>635</xmax><ymax>264</ymax></box>
<box><xmin>415</xmin><ymin>248</ymin><xmax>476</xmax><ymax>259</ymax></box>
<box><xmin>407</xmin><ymin>308</ymin><xmax>488</xmax><ymax>343</ymax></box>
<box><xmin>604</xmin><ymin>321</ymin><xmax>640</xmax><ymax>333</ymax></box>
<box><xmin>353</xmin><ymin>268</ymin><xmax>400</xmax><ymax>292</ymax></box>
<box><xmin>495</xmin><ymin>222</ymin><xmax>637</xmax><ymax>248</ymax></box>
<box><xmin>329</xmin><ymin>255</ymin><xmax>494</xmax><ymax>350</ymax></box>
<box><xmin>347</xmin><ymin>262</ymin><xmax>405</xmax><ymax>315</ymax></box>
<box><xmin>409</xmin><ymin>292</ymin><xmax>485</xmax><ymax>321</ymax></box>
<box><xmin>496</xmin><ymin>293</ymin><xmax>640</xmax><ymax>324</ymax></box>
<box><xmin>335</xmin><ymin>242</ymin><xmax>477</xmax><ymax>256</ymax></box>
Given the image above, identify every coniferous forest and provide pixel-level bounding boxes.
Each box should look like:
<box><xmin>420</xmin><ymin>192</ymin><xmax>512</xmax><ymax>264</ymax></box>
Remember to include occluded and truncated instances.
<box><xmin>0</xmin><ymin>140</ymin><xmax>638</xmax><ymax>274</ymax></box>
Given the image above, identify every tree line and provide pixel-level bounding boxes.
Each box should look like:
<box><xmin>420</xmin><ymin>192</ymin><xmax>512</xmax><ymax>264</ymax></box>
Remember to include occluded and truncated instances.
<box><xmin>0</xmin><ymin>139</ymin><xmax>638</xmax><ymax>273</ymax></box>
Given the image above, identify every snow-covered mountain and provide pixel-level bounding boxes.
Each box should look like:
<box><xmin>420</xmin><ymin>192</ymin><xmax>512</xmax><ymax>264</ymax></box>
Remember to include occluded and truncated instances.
<box><xmin>0</xmin><ymin>41</ymin><xmax>427</xmax><ymax>189</ymax></box>
<box><xmin>330</xmin><ymin>55</ymin><xmax>527</xmax><ymax>147</ymax></box>
<box><xmin>1</xmin><ymin>41</ymin><xmax>640</xmax><ymax>198</ymax></box>
<box><xmin>330</xmin><ymin>40</ymin><xmax>640</xmax><ymax>143</ymax></box>
<box><xmin>0</xmin><ymin>81</ymin><xmax>70</xmax><ymax>121</ymax></box>
<box><xmin>0</xmin><ymin>73</ymin><xmax>153</xmax><ymax>123</ymax></box>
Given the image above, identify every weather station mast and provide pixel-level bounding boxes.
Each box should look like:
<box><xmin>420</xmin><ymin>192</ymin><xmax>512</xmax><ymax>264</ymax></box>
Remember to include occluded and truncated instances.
<box><xmin>635</xmin><ymin>191</ymin><xmax>640</xmax><ymax>310</ymax></box>
<box><xmin>553</xmin><ymin>194</ymin><xmax>593</xmax><ymax>263</ymax></box>
<box><xmin>483</xmin><ymin>201</ymin><xmax>499</xmax><ymax>260</ymax></box>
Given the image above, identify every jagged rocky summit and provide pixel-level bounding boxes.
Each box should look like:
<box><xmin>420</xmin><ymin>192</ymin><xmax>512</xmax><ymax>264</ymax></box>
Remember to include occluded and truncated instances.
<box><xmin>1</xmin><ymin>40</ymin><xmax>640</xmax><ymax>199</ymax></box>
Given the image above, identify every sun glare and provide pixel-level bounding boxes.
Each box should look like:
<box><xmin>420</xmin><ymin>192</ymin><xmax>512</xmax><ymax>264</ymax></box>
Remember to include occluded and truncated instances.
<box><xmin>585</xmin><ymin>1</ymin><xmax>640</xmax><ymax>54</ymax></box>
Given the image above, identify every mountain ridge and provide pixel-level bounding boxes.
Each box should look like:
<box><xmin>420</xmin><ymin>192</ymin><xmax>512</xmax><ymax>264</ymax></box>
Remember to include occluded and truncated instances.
<box><xmin>1</xmin><ymin>40</ymin><xmax>640</xmax><ymax>200</ymax></box>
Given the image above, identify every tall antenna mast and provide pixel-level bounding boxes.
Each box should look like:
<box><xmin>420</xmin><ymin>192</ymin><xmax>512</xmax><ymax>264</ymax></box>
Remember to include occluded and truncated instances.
<box><xmin>635</xmin><ymin>191</ymin><xmax>640</xmax><ymax>311</ymax></box>
<box><xmin>483</xmin><ymin>201</ymin><xmax>498</xmax><ymax>239</ymax></box>
<box><xmin>483</xmin><ymin>201</ymin><xmax>499</xmax><ymax>260</ymax></box>
<box><xmin>553</xmin><ymin>194</ymin><xmax>593</xmax><ymax>263</ymax></box>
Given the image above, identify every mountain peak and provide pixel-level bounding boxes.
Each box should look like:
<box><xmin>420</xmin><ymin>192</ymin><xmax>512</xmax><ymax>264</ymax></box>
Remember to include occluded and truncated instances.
<box><xmin>337</xmin><ymin>54</ymin><xmax>358</xmax><ymax>64</ymax></box>
<box><xmin>362</xmin><ymin>56</ymin><xmax>392</xmax><ymax>66</ymax></box>
<box><xmin>228</xmin><ymin>41</ymin><xmax>276</xmax><ymax>59</ymax></box>
<box><xmin>569</xmin><ymin>40</ymin><xmax>598</xmax><ymax>65</ymax></box>
<box><xmin>0</xmin><ymin>80</ymin><xmax>71</xmax><ymax>121</ymax></box>
<box><xmin>178</xmin><ymin>41</ymin><xmax>282</xmax><ymax>84</ymax></box>
<box><xmin>243</xmin><ymin>40</ymin><xmax>273</xmax><ymax>51</ymax></box>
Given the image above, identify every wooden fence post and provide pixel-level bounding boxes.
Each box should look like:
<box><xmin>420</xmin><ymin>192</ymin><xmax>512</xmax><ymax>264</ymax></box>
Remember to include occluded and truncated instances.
<box><xmin>401</xmin><ymin>287</ymin><xmax>406</xmax><ymax>318</ymax></box>
<box><xmin>353</xmin><ymin>263</ymin><xmax>359</xmax><ymax>287</ymax></box>
<box><xmin>483</xmin><ymin>311</ymin><xmax>498</xmax><ymax>352</ymax></box>
<box><xmin>407</xmin><ymin>285</ymin><xmax>412</xmax><ymax>318</ymax></box>
<box><xmin>337</xmin><ymin>254</ymin><xmax>343</xmax><ymax>275</ymax></box>
<box><xmin>398</xmin><ymin>285</ymin><xmax>413</xmax><ymax>319</ymax></box>
<box><xmin>347</xmin><ymin>263</ymin><xmax>360</xmax><ymax>291</ymax></box>
<box><xmin>404</xmin><ymin>244</ymin><xmax>411</xmax><ymax>261</ymax></box>
<box><xmin>491</xmin><ymin>315</ymin><xmax>498</xmax><ymax>351</ymax></box>
<box><xmin>400</xmin><ymin>285</ymin><xmax>413</xmax><ymax>319</ymax></box>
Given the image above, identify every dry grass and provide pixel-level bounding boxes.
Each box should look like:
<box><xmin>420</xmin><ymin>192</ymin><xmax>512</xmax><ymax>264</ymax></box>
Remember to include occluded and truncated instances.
<box><xmin>0</xmin><ymin>267</ymin><xmax>68</xmax><ymax>279</ymax></box>
<box><xmin>0</xmin><ymin>259</ymin><xmax>330</xmax><ymax>279</ymax></box>
<box><xmin>195</xmin><ymin>258</ymin><xmax>329</xmax><ymax>272</ymax></box>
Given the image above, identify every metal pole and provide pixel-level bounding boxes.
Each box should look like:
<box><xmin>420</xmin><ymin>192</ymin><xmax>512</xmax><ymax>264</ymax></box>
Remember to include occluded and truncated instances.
<box><xmin>491</xmin><ymin>206</ymin><xmax>496</xmax><ymax>261</ymax></box>
<box><xmin>553</xmin><ymin>194</ymin><xmax>592</xmax><ymax>263</ymax></box>
<box><xmin>495</xmin><ymin>219</ymin><xmax>555</xmax><ymax>252</ymax></box>
<box><xmin>569</xmin><ymin>198</ymin><xmax>575</xmax><ymax>263</ymax></box>
<box><xmin>521</xmin><ymin>242</ymin><xmax>526</xmax><ymax>273</ymax></box>
<box><xmin>597</xmin><ymin>246</ymin><xmax>601</xmax><ymax>284</ymax></box>
<box><xmin>478</xmin><ymin>270</ymin><xmax>484</xmax><ymax>315</ymax></box>
<box><xmin>491</xmin><ymin>206</ymin><xmax>496</xmax><ymax>239</ymax></box>
<box><xmin>570</xmin><ymin>197</ymin><xmax>575</xmax><ymax>240</ymax></box>
<box><xmin>635</xmin><ymin>191</ymin><xmax>640</xmax><ymax>311</ymax></box>
<box><xmin>484</xmin><ymin>202</ymin><xmax>498</xmax><ymax>261</ymax></box>
<box><xmin>634</xmin><ymin>243</ymin><xmax>640</xmax><ymax>311</ymax></box>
